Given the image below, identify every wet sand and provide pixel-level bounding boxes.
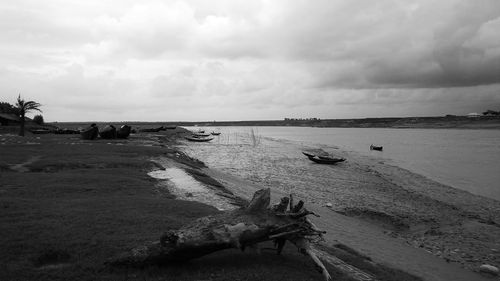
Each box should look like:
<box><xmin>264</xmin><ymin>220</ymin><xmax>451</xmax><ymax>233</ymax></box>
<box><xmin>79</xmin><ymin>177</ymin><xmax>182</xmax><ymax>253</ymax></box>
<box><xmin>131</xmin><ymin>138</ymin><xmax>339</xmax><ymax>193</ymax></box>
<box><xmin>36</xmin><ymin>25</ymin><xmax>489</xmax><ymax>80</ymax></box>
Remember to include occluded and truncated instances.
<box><xmin>173</xmin><ymin>140</ymin><xmax>500</xmax><ymax>280</ymax></box>
<box><xmin>194</xmin><ymin>164</ymin><xmax>497</xmax><ymax>281</ymax></box>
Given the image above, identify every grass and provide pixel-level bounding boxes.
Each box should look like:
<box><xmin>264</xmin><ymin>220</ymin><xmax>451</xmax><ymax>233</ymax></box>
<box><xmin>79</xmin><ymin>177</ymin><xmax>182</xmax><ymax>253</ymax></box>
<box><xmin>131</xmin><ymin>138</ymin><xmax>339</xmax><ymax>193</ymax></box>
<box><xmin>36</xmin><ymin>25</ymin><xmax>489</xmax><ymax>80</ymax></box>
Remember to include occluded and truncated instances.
<box><xmin>249</xmin><ymin>128</ymin><xmax>261</xmax><ymax>147</ymax></box>
<box><xmin>0</xmin><ymin>133</ymin><xmax>329</xmax><ymax>281</ymax></box>
<box><xmin>0</xmin><ymin>131</ymin><xmax>423</xmax><ymax>281</ymax></box>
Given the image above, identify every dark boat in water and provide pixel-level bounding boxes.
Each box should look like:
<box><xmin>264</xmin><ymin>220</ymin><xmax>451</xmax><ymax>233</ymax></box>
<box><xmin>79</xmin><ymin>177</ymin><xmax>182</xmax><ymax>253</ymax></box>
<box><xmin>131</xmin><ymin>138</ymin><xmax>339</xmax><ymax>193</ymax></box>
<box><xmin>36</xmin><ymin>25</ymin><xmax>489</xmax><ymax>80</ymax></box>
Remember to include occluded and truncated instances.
<box><xmin>370</xmin><ymin>144</ymin><xmax>383</xmax><ymax>151</ymax></box>
<box><xmin>302</xmin><ymin>151</ymin><xmax>345</xmax><ymax>165</ymax></box>
<box><xmin>99</xmin><ymin>125</ymin><xmax>117</xmax><ymax>139</ymax></box>
<box><xmin>211</xmin><ymin>132</ymin><xmax>221</xmax><ymax>136</ymax></box>
<box><xmin>116</xmin><ymin>125</ymin><xmax>132</xmax><ymax>139</ymax></box>
<box><xmin>185</xmin><ymin>135</ymin><xmax>214</xmax><ymax>142</ymax></box>
<box><xmin>80</xmin><ymin>124</ymin><xmax>99</xmax><ymax>140</ymax></box>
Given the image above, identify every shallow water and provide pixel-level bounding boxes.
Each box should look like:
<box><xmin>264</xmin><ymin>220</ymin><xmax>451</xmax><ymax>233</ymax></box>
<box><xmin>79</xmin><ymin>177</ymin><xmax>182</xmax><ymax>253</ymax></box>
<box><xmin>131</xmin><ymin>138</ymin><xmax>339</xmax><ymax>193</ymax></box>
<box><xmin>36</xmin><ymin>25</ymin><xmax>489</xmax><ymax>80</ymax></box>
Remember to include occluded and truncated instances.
<box><xmin>181</xmin><ymin>126</ymin><xmax>500</xmax><ymax>201</ymax></box>
<box><xmin>148</xmin><ymin>167</ymin><xmax>235</xmax><ymax>210</ymax></box>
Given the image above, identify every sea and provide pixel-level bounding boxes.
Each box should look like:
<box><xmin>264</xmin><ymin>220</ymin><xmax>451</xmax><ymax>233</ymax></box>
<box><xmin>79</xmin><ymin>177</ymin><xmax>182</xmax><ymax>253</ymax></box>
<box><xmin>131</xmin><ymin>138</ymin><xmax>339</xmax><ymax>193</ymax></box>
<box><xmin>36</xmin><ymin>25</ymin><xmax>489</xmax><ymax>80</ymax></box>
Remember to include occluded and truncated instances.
<box><xmin>179</xmin><ymin>126</ymin><xmax>500</xmax><ymax>202</ymax></box>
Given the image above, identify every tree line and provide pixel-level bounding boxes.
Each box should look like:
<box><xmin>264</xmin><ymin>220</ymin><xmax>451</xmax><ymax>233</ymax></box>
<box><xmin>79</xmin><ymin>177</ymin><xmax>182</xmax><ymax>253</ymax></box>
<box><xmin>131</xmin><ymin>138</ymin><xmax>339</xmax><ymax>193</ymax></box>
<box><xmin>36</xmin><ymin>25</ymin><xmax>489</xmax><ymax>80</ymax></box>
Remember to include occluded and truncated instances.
<box><xmin>0</xmin><ymin>95</ymin><xmax>42</xmax><ymax>136</ymax></box>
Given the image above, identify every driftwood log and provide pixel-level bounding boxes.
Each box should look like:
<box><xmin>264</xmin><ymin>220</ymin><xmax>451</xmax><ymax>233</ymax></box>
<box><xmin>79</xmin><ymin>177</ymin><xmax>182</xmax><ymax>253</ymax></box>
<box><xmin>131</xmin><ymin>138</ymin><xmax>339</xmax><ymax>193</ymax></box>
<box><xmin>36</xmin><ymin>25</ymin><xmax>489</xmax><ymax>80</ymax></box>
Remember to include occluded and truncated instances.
<box><xmin>109</xmin><ymin>188</ymin><xmax>332</xmax><ymax>281</ymax></box>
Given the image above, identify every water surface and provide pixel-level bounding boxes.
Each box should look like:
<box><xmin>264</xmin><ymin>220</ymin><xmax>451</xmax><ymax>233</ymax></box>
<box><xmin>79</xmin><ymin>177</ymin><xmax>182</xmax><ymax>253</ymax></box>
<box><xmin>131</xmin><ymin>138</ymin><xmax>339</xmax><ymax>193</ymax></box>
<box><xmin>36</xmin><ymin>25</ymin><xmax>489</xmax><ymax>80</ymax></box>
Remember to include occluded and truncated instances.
<box><xmin>182</xmin><ymin>126</ymin><xmax>500</xmax><ymax>201</ymax></box>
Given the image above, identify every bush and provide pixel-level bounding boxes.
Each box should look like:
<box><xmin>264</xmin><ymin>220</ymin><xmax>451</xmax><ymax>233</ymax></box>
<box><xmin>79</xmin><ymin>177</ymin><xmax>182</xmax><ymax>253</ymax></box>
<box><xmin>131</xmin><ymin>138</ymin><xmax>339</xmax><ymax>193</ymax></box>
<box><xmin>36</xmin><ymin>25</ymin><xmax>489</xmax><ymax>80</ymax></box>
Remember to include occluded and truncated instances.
<box><xmin>33</xmin><ymin>114</ymin><xmax>44</xmax><ymax>125</ymax></box>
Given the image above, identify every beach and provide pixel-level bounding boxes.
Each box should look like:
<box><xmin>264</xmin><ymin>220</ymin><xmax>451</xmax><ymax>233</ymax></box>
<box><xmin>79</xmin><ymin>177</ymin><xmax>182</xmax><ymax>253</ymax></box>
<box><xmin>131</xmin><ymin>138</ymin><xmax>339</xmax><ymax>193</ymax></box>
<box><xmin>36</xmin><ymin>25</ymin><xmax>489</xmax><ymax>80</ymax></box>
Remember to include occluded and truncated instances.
<box><xmin>1</xmin><ymin>127</ymin><xmax>498</xmax><ymax>281</ymax></box>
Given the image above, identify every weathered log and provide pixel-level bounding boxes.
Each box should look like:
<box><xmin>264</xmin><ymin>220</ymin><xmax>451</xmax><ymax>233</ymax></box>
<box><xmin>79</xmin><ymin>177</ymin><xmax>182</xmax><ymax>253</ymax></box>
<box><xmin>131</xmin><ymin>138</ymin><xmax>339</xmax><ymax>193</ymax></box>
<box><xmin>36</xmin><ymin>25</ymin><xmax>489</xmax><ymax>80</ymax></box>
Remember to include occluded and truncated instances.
<box><xmin>108</xmin><ymin>188</ymin><xmax>331</xmax><ymax>281</ymax></box>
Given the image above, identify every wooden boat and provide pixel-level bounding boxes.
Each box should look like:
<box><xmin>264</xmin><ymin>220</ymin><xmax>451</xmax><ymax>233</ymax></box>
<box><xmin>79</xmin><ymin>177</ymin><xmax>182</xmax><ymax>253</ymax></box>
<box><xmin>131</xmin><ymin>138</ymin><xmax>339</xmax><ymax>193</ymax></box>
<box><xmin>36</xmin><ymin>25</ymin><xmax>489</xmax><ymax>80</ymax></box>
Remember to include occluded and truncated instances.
<box><xmin>80</xmin><ymin>124</ymin><xmax>99</xmax><ymax>140</ymax></box>
<box><xmin>302</xmin><ymin>151</ymin><xmax>316</xmax><ymax>158</ymax></box>
<box><xmin>30</xmin><ymin>128</ymin><xmax>52</xmax><ymax>134</ymax></box>
<box><xmin>164</xmin><ymin>125</ymin><xmax>177</xmax><ymax>130</ymax></box>
<box><xmin>370</xmin><ymin>144</ymin><xmax>383</xmax><ymax>151</ymax></box>
<box><xmin>185</xmin><ymin>135</ymin><xmax>214</xmax><ymax>142</ymax></box>
<box><xmin>307</xmin><ymin>155</ymin><xmax>346</xmax><ymax>164</ymax></box>
<box><xmin>99</xmin><ymin>125</ymin><xmax>117</xmax><ymax>139</ymax></box>
<box><xmin>193</xmin><ymin>133</ymin><xmax>211</xmax><ymax>137</ymax></box>
<box><xmin>54</xmin><ymin>128</ymin><xmax>79</xmax><ymax>134</ymax></box>
<box><xmin>303</xmin><ymin>151</ymin><xmax>345</xmax><ymax>164</ymax></box>
<box><xmin>211</xmin><ymin>132</ymin><xmax>221</xmax><ymax>135</ymax></box>
<box><xmin>116</xmin><ymin>125</ymin><xmax>132</xmax><ymax>139</ymax></box>
<box><xmin>139</xmin><ymin>126</ymin><xmax>163</xmax><ymax>133</ymax></box>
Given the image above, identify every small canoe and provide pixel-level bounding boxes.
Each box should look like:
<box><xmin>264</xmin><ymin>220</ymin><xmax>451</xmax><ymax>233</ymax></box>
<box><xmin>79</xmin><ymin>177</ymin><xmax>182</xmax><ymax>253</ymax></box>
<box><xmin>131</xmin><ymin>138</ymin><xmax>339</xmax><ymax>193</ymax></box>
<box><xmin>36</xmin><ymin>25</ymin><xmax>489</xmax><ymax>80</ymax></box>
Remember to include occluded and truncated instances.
<box><xmin>99</xmin><ymin>125</ymin><xmax>117</xmax><ymax>139</ymax></box>
<box><xmin>211</xmin><ymin>132</ymin><xmax>221</xmax><ymax>135</ymax></box>
<box><xmin>30</xmin><ymin>128</ymin><xmax>52</xmax><ymax>134</ymax></box>
<box><xmin>302</xmin><ymin>151</ymin><xmax>316</xmax><ymax>158</ymax></box>
<box><xmin>370</xmin><ymin>144</ymin><xmax>383</xmax><ymax>151</ymax></box>
<box><xmin>303</xmin><ymin>151</ymin><xmax>345</xmax><ymax>164</ymax></box>
<box><xmin>80</xmin><ymin>125</ymin><xmax>99</xmax><ymax>140</ymax></box>
<box><xmin>307</xmin><ymin>156</ymin><xmax>346</xmax><ymax>164</ymax></box>
<box><xmin>117</xmin><ymin>125</ymin><xmax>132</xmax><ymax>139</ymax></box>
<box><xmin>54</xmin><ymin>128</ymin><xmax>79</xmax><ymax>134</ymax></box>
<box><xmin>185</xmin><ymin>135</ymin><xmax>214</xmax><ymax>142</ymax></box>
<box><xmin>193</xmin><ymin>132</ymin><xmax>211</xmax><ymax>137</ymax></box>
<box><xmin>139</xmin><ymin>126</ymin><xmax>163</xmax><ymax>133</ymax></box>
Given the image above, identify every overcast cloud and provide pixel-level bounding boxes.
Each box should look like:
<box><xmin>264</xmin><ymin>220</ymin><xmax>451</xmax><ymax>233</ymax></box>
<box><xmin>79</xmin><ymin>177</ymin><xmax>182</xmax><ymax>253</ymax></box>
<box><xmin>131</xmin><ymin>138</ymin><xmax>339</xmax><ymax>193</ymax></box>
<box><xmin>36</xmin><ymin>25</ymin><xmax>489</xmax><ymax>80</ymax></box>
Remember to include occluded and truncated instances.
<box><xmin>1</xmin><ymin>0</ymin><xmax>499</xmax><ymax>121</ymax></box>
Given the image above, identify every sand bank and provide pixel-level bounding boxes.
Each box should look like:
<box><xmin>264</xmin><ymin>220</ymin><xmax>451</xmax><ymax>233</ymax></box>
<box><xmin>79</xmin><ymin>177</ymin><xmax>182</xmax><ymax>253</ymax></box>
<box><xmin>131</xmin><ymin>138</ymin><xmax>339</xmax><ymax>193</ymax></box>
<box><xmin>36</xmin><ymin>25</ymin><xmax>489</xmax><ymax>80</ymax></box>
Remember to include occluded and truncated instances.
<box><xmin>171</xmin><ymin>139</ymin><xmax>500</xmax><ymax>281</ymax></box>
<box><xmin>196</xmin><ymin>164</ymin><xmax>495</xmax><ymax>281</ymax></box>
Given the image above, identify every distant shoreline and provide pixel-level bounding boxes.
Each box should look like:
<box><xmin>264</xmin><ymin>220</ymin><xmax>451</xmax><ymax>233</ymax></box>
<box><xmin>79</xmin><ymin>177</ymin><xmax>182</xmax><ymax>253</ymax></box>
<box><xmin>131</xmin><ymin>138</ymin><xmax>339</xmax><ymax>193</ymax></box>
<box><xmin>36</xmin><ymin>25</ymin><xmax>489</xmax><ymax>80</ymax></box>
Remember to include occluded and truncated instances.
<box><xmin>51</xmin><ymin>115</ymin><xmax>500</xmax><ymax>129</ymax></box>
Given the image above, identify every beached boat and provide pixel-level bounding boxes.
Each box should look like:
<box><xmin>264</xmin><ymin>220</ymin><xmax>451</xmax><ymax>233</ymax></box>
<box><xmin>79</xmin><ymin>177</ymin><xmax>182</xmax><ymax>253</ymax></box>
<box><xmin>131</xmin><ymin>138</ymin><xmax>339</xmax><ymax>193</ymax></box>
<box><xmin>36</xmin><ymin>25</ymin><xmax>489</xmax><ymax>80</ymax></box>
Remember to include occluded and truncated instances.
<box><xmin>116</xmin><ymin>125</ymin><xmax>132</xmax><ymax>139</ymax></box>
<box><xmin>302</xmin><ymin>151</ymin><xmax>316</xmax><ymax>158</ymax></box>
<box><xmin>99</xmin><ymin>125</ymin><xmax>117</xmax><ymax>139</ymax></box>
<box><xmin>370</xmin><ymin>144</ymin><xmax>383</xmax><ymax>151</ymax></box>
<box><xmin>54</xmin><ymin>128</ymin><xmax>79</xmax><ymax>134</ymax></box>
<box><xmin>80</xmin><ymin>124</ymin><xmax>99</xmax><ymax>140</ymax></box>
<box><xmin>139</xmin><ymin>126</ymin><xmax>163</xmax><ymax>133</ymax></box>
<box><xmin>307</xmin><ymin>155</ymin><xmax>346</xmax><ymax>164</ymax></box>
<box><xmin>192</xmin><ymin>131</ymin><xmax>211</xmax><ymax>137</ymax></box>
<box><xmin>30</xmin><ymin>128</ymin><xmax>52</xmax><ymax>134</ymax></box>
<box><xmin>302</xmin><ymin>151</ymin><xmax>345</xmax><ymax>164</ymax></box>
<box><xmin>185</xmin><ymin>135</ymin><xmax>214</xmax><ymax>142</ymax></box>
<box><xmin>211</xmin><ymin>131</ymin><xmax>221</xmax><ymax>135</ymax></box>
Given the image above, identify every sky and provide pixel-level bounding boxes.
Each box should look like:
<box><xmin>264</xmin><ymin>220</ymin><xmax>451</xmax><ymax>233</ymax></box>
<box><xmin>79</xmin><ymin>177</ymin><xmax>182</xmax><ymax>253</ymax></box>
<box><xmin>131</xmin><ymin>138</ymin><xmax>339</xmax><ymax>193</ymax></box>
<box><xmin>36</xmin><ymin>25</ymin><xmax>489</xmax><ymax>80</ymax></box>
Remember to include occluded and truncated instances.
<box><xmin>0</xmin><ymin>0</ymin><xmax>499</xmax><ymax>122</ymax></box>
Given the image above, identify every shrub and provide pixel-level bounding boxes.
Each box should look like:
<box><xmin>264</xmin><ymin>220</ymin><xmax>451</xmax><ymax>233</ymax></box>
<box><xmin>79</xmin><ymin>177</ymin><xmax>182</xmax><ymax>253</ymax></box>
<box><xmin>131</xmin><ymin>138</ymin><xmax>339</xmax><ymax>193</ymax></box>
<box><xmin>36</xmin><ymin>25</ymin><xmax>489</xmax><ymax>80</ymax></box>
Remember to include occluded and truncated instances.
<box><xmin>33</xmin><ymin>114</ymin><xmax>44</xmax><ymax>125</ymax></box>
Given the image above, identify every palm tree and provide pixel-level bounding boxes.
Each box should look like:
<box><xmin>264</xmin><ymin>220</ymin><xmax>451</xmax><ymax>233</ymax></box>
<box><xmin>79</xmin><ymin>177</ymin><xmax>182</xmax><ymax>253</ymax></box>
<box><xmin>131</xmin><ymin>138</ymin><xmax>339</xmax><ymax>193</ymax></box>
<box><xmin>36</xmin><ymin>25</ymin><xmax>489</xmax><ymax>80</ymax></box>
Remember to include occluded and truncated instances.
<box><xmin>16</xmin><ymin>94</ymin><xmax>42</xmax><ymax>136</ymax></box>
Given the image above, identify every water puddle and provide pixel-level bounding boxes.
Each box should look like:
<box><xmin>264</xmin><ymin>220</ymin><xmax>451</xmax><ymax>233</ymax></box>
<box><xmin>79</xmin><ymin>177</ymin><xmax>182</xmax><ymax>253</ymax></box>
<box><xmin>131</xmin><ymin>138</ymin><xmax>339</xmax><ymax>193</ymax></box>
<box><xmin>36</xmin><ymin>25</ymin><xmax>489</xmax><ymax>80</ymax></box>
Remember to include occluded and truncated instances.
<box><xmin>148</xmin><ymin>167</ymin><xmax>236</xmax><ymax>211</ymax></box>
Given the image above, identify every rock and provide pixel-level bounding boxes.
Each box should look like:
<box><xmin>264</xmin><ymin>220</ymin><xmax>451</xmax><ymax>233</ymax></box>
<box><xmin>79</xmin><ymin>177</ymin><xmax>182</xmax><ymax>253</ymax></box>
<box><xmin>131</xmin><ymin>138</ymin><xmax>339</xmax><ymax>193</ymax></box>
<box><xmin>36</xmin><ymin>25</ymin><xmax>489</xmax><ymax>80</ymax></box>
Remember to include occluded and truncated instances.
<box><xmin>325</xmin><ymin>203</ymin><xmax>333</xmax><ymax>208</ymax></box>
<box><xmin>479</xmin><ymin>264</ymin><xmax>499</xmax><ymax>276</ymax></box>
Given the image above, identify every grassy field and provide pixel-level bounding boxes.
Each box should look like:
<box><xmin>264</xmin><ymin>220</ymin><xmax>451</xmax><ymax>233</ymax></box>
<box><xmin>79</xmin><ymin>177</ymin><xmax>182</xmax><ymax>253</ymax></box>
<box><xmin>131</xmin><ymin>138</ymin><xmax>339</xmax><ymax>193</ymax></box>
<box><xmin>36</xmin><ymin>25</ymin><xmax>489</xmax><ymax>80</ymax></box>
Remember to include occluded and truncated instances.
<box><xmin>0</xmin><ymin>130</ymin><xmax>422</xmax><ymax>281</ymax></box>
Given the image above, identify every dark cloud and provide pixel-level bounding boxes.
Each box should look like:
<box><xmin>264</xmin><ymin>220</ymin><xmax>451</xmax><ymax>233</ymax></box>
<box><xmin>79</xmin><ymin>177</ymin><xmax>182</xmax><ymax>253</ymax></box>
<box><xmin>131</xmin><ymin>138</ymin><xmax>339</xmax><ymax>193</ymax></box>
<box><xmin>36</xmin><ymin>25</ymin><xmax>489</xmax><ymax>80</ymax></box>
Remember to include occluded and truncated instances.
<box><xmin>1</xmin><ymin>0</ymin><xmax>499</xmax><ymax>121</ymax></box>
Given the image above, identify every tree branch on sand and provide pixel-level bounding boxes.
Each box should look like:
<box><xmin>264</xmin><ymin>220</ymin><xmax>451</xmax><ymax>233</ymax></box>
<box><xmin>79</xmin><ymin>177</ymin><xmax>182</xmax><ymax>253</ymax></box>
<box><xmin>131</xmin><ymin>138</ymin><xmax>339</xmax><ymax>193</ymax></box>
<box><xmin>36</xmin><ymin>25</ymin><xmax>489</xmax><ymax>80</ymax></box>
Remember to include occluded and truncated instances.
<box><xmin>108</xmin><ymin>188</ymin><xmax>332</xmax><ymax>281</ymax></box>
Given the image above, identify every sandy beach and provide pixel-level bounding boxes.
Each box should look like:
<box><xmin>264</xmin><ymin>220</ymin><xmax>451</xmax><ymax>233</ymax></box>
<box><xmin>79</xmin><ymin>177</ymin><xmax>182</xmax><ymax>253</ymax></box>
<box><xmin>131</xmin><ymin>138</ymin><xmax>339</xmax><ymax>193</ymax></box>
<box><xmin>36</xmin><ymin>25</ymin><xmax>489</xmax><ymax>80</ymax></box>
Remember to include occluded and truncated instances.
<box><xmin>1</xmin><ymin>127</ymin><xmax>499</xmax><ymax>281</ymax></box>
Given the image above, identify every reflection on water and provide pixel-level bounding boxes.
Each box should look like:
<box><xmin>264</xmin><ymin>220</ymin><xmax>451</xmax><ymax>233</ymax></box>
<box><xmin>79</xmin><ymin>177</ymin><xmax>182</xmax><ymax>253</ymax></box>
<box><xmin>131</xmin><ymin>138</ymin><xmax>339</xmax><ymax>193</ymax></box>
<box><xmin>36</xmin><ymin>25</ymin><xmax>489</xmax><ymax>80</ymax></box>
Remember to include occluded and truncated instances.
<box><xmin>148</xmin><ymin>167</ymin><xmax>235</xmax><ymax>210</ymax></box>
<box><xmin>181</xmin><ymin>126</ymin><xmax>500</xmax><ymax>201</ymax></box>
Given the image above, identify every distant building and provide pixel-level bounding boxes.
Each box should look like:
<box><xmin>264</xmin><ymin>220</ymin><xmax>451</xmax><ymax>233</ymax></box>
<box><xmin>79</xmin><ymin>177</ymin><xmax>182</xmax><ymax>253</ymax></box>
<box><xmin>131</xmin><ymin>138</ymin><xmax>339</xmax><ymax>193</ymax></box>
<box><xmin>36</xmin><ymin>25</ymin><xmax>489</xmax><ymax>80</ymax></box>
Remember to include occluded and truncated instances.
<box><xmin>0</xmin><ymin>113</ymin><xmax>20</xmax><ymax>126</ymax></box>
<box><xmin>284</xmin><ymin>117</ymin><xmax>320</xmax><ymax>121</ymax></box>
<box><xmin>467</xmin><ymin>112</ymin><xmax>481</xmax><ymax>118</ymax></box>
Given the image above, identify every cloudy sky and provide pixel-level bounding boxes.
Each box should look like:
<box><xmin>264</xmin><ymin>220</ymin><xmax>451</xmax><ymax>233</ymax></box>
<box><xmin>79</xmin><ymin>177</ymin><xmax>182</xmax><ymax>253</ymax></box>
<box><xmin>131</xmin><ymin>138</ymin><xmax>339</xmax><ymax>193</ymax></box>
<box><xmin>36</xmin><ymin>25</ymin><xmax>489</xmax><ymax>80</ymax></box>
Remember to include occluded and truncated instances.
<box><xmin>1</xmin><ymin>0</ymin><xmax>499</xmax><ymax>122</ymax></box>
